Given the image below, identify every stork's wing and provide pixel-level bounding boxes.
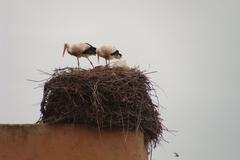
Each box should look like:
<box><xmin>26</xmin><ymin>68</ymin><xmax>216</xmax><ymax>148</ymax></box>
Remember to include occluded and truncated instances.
<box><xmin>101</xmin><ymin>45</ymin><xmax>117</xmax><ymax>53</ymax></box>
<box><xmin>71</xmin><ymin>43</ymin><xmax>90</xmax><ymax>52</ymax></box>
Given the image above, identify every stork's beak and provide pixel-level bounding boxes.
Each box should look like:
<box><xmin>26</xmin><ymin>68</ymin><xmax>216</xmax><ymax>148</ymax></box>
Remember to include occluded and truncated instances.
<box><xmin>118</xmin><ymin>53</ymin><xmax>122</xmax><ymax>58</ymax></box>
<box><xmin>63</xmin><ymin>45</ymin><xmax>66</xmax><ymax>57</ymax></box>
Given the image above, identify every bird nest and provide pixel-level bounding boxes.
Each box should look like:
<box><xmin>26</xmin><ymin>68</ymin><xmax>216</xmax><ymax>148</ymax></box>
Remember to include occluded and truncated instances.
<box><xmin>39</xmin><ymin>66</ymin><xmax>164</xmax><ymax>147</ymax></box>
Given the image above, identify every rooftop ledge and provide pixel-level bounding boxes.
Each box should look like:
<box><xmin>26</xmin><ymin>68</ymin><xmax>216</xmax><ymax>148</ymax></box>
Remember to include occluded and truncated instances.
<box><xmin>0</xmin><ymin>124</ymin><xmax>147</xmax><ymax>160</ymax></box>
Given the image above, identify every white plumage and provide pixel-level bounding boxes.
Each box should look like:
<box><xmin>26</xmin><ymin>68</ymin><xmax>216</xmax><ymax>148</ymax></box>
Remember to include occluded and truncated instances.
<box><xmin>63</xmin><ymin>43</ymin><xmax>96</xmax><ymax>68</ymax></box>
<box><xmin>96</xmin><ymin>45</ymin><xmax>122</xmax><ymax>65</ymax></box>
<box><xmin>112</xmin><ymin>60</ymin><xmax>129</xmax><ymax>69</ymax></box>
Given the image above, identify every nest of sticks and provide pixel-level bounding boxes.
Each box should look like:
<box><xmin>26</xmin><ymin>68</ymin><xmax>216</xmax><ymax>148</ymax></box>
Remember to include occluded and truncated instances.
<box><xmin>39</xmin><ymin>66</ymin><xmax>163</xmax><ymax>147</ymax></box>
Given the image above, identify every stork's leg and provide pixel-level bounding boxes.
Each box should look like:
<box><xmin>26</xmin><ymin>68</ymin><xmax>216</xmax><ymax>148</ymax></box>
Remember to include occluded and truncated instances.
<box><xmin>77</xmin><ymin>58</ymin><xmax>80</xmax><ymax>68</ymax></box>
<box><xmin>97</xmin><ymin>55</ymin><xmax>100</xmax><ymax>64</ymax></box>
<box><xmin>105</xmin><ymin>59</ymin><xmax>108</xmax><ymax>66</ymax></box>
<box><xmin>87</xmin><ymin>57</ymin><xmax>94</xmax><ymax>68</ymax></box>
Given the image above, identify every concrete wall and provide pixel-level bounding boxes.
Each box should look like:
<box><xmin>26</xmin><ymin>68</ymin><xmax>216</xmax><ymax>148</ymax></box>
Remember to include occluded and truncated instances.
<box><xmin>0</xmin><ymin>124</ymin><xmax>147</xmax><ymax>160</ymax></box>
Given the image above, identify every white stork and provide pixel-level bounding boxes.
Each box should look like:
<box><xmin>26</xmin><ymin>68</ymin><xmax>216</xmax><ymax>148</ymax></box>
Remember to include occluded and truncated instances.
<box><xmin>96</xmin><ymin>44</ymin><xmax>122</xmax><ymax>65</ymax></box>
<box><xmin>63</xmin><ymin>43</ymin><xmax>96</xmax><ymax>68</ymax></box>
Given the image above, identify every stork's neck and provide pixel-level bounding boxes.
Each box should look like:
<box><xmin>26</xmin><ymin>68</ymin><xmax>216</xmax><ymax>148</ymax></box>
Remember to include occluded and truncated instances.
<box><xmin>67</xmin><ymin>47</ymin><xmax>72</xmax><ymax>53</ymax></box>
<box><xmin>65</xmin><ymin>44</ymin><xmax>72</xmax><ymax>53</ymax></box>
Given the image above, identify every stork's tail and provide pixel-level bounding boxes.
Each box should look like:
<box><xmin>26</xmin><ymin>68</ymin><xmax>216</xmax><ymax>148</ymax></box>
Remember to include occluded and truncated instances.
<box><xmin>97</xmin><ymin>55</ymin><xmax>100</xmax><ymax>64</ymax></box>
<box><xmin>83</xmin><ymin>46</ymin><xmax>96</xmax><ymax>55</ymax></box>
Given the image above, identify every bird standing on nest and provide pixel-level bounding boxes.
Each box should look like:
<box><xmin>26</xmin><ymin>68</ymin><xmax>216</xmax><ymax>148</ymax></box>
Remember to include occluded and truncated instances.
<box><xmin>96</xmin><ymin>44</ymin><xmax>122</xmax><ymax>65</ymax></box>
<box><xmin>63</xmin><ymin>43</ymin><xmax>96</xmax><ymax>68</ymax></box>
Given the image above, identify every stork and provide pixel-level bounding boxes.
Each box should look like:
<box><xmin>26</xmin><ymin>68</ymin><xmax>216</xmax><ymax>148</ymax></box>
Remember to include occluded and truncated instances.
<box><xmin>63</xmin><ymin>43</ymin><xmax>96</xmax><ymax>68</ymax></box>
<box><xmin>96</xmin><ymin>44</ymin><xmax>122</xmax><ymax>65</ymax></box>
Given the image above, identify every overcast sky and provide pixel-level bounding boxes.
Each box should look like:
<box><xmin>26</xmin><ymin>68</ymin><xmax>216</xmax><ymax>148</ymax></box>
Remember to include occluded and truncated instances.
<box><xmin>0</xmin><ymin>0</ymin><xmax>240</xmax><ymax>160</ymax></box>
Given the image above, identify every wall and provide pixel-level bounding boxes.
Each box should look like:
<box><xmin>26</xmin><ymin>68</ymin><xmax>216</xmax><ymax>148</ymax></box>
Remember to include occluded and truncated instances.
<box><xmin>0</xmin><ymin>124</ymin><xmax>147</xmax><ymax>160</ymax></box>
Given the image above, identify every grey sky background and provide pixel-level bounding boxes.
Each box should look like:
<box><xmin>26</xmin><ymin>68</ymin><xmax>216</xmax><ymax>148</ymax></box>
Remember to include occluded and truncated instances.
<box><xmin>0</xmin><ymin>0</ymin><xmax>240</xmax><ymax>159</ymax></box>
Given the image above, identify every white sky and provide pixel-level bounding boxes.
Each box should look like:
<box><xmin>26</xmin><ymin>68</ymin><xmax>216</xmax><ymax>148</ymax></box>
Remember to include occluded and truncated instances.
<box><xmin>0</xmin><ymin>0</ymin><xmax>240</xmax><ymax>160</ymax></box>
